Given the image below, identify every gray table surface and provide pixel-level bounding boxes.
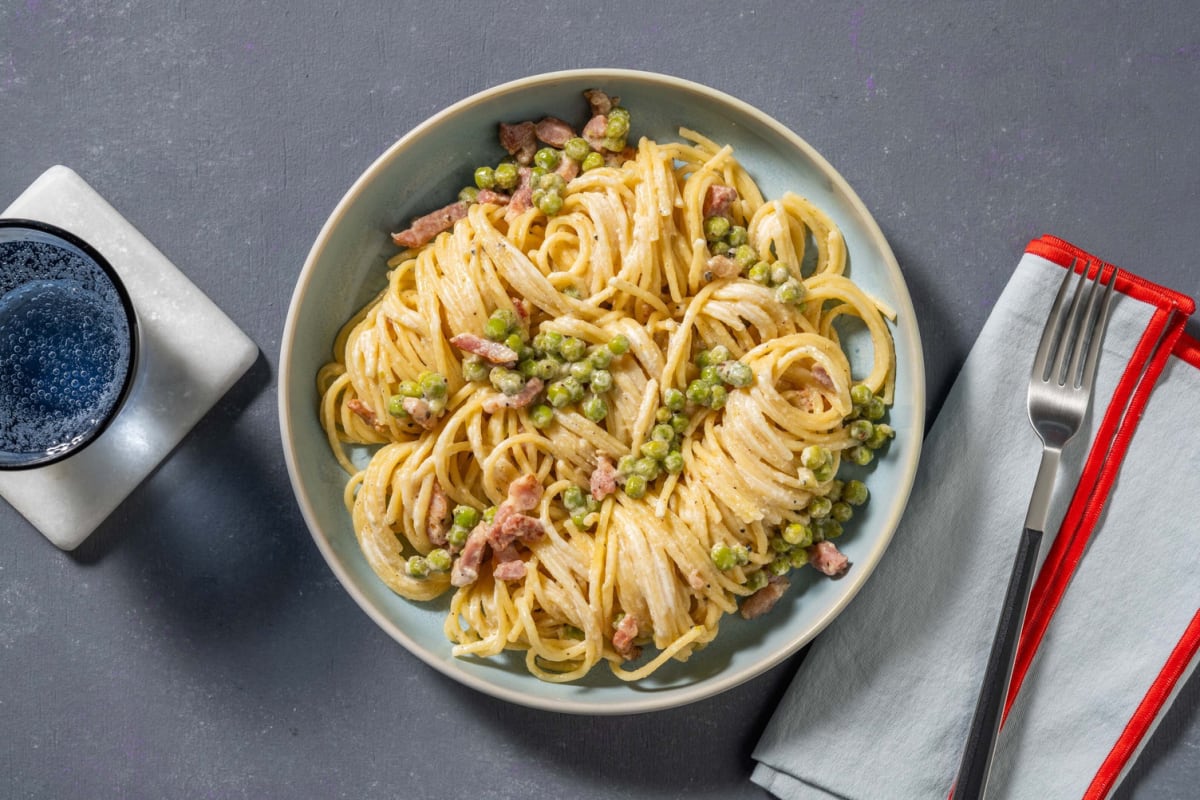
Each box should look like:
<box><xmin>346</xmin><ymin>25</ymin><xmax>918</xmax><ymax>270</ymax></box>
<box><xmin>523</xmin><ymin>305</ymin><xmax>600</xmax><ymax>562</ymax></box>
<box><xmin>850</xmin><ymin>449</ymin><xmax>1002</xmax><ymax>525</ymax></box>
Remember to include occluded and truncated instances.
<box><xmin>3</xmin><ymin>2</ymin><xmax>1198</xmax><ymax>798</ymax></box>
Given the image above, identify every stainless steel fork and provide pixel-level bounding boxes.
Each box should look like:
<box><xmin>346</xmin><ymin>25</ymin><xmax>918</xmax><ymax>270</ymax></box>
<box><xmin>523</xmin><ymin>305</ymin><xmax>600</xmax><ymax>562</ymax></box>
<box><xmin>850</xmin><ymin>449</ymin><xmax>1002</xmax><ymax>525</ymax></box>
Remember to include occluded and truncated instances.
<box><xmin>954</xmin><ymin>259</ymin><xmax>1117</xmax><ymax>799</ymax></box>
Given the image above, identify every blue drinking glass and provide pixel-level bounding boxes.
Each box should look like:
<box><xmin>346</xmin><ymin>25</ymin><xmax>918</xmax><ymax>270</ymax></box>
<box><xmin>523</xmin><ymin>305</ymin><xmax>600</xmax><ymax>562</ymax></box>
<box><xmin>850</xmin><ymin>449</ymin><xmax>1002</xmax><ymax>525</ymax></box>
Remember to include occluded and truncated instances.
<box><xmin>0</xmin><ymin>219</ymin><xmax>139</xmax><ymax>469</ymax></box>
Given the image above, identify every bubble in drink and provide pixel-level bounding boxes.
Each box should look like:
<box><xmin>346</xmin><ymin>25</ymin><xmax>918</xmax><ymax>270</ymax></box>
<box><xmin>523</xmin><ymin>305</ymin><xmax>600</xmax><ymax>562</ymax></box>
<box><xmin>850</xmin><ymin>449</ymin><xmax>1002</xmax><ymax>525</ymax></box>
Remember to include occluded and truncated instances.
<box><xmin>0</xmin><ymin>228</ymin><xmax>135</xmax><ymax>465</ymax></box>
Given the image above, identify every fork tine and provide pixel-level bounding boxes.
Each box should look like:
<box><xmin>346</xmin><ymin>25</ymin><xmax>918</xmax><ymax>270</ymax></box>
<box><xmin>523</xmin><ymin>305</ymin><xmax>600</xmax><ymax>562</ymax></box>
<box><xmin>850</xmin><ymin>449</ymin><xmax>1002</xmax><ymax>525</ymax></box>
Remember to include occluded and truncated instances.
<box><xmin>1051</xmin><ymin>263</ymin><xmax>1090</xmax><ymax>385</ymax></box>
<box><xmin>1066</xmin><ymin>261</ymin><xmax>1106</xmax><ymax>388</ymax></box>
<box><xmin>1031</xmin><ymin>259</ymin><xmax>1078</xmax><ymax>383</ymax></box>
<box><xmin>1077</xmin><ymin>265</ymin><xmax>1117</xmax><ymax>391</ymax></box>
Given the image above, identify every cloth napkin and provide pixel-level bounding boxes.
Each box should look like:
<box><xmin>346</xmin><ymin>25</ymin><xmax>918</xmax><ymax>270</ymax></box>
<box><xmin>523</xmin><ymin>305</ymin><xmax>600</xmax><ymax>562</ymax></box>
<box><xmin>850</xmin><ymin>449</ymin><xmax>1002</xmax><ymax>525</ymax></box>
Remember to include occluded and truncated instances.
<box><xmin>752</xmin><ymin>235</ymin><xmax>1199</xmax><ymax>799</ymax></box>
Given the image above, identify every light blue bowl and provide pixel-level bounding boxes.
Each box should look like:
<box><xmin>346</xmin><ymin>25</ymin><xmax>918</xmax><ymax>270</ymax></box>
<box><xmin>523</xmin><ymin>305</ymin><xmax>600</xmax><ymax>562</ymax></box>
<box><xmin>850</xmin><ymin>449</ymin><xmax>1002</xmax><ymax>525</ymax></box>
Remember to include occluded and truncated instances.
<box><xmin>279</xmin><ymin>69</ymin><xmax>925</xmax><ymax>714</ymax></box>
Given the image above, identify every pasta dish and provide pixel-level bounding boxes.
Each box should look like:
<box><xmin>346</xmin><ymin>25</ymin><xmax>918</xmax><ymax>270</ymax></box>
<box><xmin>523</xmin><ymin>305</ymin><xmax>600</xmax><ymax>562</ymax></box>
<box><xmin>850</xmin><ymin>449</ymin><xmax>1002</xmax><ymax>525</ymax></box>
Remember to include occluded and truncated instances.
<box><xmin>317</xmin><ymin>90</ymin><xmax>896</xmax><ymax>682</ymax></box>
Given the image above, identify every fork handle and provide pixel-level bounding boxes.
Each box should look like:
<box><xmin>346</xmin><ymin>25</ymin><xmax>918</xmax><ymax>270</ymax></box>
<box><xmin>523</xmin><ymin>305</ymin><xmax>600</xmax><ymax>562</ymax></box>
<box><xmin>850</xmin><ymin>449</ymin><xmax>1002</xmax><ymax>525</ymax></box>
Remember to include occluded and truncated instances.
<box><xmin>954</xmin><ymin>527</ymin><xmax>1044</xmax><ymax>799</ymax></box>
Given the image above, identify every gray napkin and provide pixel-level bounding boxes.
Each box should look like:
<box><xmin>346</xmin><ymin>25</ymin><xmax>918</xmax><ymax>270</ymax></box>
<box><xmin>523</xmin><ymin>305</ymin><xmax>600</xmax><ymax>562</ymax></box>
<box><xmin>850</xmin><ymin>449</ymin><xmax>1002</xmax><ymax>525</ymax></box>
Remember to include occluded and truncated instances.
<box><xmin>752</xmin><ymin>240</ymin><xmax>1199</xmax><ymax>799</ymax></box>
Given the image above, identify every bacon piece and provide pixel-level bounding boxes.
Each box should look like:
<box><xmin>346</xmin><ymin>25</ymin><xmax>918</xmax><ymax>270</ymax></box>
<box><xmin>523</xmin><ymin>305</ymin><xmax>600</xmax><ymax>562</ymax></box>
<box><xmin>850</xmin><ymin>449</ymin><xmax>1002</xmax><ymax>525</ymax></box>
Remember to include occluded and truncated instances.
<box><xmin>498</xmin><ymin>121</ymin><xmax>537</xmax><ymax>165</ymax></box>
<box><xmin>704</xmin><ymin>254</ymin><xmax>740</xmax><ymax>280</ymax></box>
<box><xmin>811</xmin><ymin>364</ymin><xmax>836</xmax><ymax>392</ymax></box>
<box><xmin>482</xmin><ymin>377</ymin><xmax>544</xmax><ymax>414</ymax></box>
<box><xmin>582</xmin><ymin>114</ymin><xmax>608</xmax><ymax>150</ymax></box>
<box><xmin>810</xmin><ymin>540</ymin><xmax>851</xmax><ymax>577</ymax></box>
<box><xmin>555</xmin><ymin>156</ymin><xmax>579</xmax><ymax>182</ymax></box>
<box><xmin>686</xmin><ymin>569</ymin><xmax>708</xmax><ymax>590</ymax></box>
<box><xmin>612</xmin><ymin>614</ymin><xmax>641</xmax><ymax>660</ymax></box>
<box><xmin>583</xmin><ymin>88</ymin><xmax>616</xmax><ymax>116</ymax></box>
<box><xmin>511</xmin><ymin>297</ymin><xmax>530</xmax><ymax>326</ymax></box>
<box><xmin>449</xmin><ymin>333</ymin><xmax>518</xmax><ymax>366</ymax></box>
<box><xmin>346</xmin><ymin>398</ymin><xmax>382</xmax><ymax>430</ymax></box>
<box><xmin>476</xmin><ymin>189</ymin><xmax>511</xmax><ymax>206</ymax></box>
<box><xmin>703</xmin><ymin>184</ymin><xmax>738</xmax><ymax>218</ymax></box>
<box><xmin>590</xmin><ymin>455</ymin><xmax>618</xmax><ymax>501</ymax></box>
<box><xmin>402</xmin><ymin>396</ymin><xmax>436</xmax><ymax>430</ymax></box>
<box><xmin>740</xmin><ymin>575</ymin><xmax>791</xmax><ymax>619</ymax></box>
<box><xmin>506</xmin><ymin>473</ymin><xmax>543</xmax><ymax>512</ymax></box>
<box><xmin>428</xmin><ymin>481</ymin><xmax>449</xmax><ymax>546</ymax></box>
<box><xmin>535</xmin><ymin>116</ymin><xmax>575</xmax><ymax>147</ymax></box>
<box><xmin>391</xmin><ymin>201</ymin><xmax>468</xmax><ymax>248</ymax></box>
<box><xmin>487</xmin><ymin>512</ymin><xmax>544</xmax><ymax>551</ymax></box>
<box><xmin>450</xmin><ymin>523</ymin><xmax>490</xmax><ymax>587</ymax></box>
<box><xmin>492</xmin><ymin>546</ymin><xmax>527</xmax><ymax>581</ymax></box>
<box><xmin>505</xmin><ymin>166</ymin><xmax>534</xmax><ymax>222</ymax></box>
<box><xmin>603</xmin><ymin>145</ymin><xmax>637</xmax><ymax>167</ymax></box>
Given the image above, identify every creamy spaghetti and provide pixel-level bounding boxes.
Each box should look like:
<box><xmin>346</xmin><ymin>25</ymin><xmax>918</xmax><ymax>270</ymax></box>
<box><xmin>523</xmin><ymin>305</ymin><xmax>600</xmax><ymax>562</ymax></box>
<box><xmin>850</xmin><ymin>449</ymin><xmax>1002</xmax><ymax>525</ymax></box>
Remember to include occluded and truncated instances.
<box><xmin>318</xmin><ymin>94</ymin><xmax>896</xmax><ymax>682</ymax></box>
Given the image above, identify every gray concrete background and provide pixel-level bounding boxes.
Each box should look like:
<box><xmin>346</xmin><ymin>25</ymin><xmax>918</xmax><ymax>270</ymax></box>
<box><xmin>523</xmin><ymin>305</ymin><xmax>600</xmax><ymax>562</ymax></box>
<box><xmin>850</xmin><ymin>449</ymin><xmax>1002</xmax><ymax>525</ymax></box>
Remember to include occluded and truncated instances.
<box><xmin>2</xmin><ymin>2</ymin><xmax>1198</xmax><ymax>798</ymax></box>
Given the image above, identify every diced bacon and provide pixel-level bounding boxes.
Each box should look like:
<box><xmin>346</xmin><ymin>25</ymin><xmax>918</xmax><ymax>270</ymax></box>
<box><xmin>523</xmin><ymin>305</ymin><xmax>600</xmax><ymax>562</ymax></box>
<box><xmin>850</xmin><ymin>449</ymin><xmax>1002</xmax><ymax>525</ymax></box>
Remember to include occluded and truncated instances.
<box><xmin>492</xmin><ymin>546</ymin><xmax>527</xmax><ymax>582</ymax></box>
<box><xmin>703</xmin><ymin>184</ymin><xmax>738</xmax><ymax>218</ymax></box>
<box><xmin>704</xmin><ymin>254</ymin><xmax>740</xmax><ymax>280</ymax></box>
<box><xmin>555</xmin><ymin>156</ymin><xmax>579</xmax><ymax>182</ymax></box>
<box><xmin>612</xmin><ymin>614</ymin><xmax>641</xmax><ymax>660</ymax></box>
<box><xmin>450</xmin><ymin>523</ymin><xmax>490</xmax><ymax>587</ymax></box>
<box><xmin>535</xmin><ymin>116</ymin><xmax>575</xmax><ymax>147</ymax></box>
<box><xmin>810</xmin><ymin>540</ymin><xmax>851</xmax><ymax>577</ymax></box>
<box><xmin>391</xmin><ymin>201</ymin><xmax>468</xmax><ymax>248</ymax></box>
<box><xmin>498</xmin><ymin>121</ymin><xmax>537</xmax><ymax>165</ymax></box>
<box><xmin>482</xmin><ymin>377</ymin><xmax>544</xmax><ymax>414</ymax></box>
<box><xmin>505</xmin><ymin>166</ymin><xmax>534</xmax><ymax>222</ymax></box>
<box><xmin>428</xmin><ymin>480</ymin><xmax>449</xmax><ymax>546</ymax></box>
<box><xmin>740</xmin><ymin>575</ymin><xmax>791</xmax><ymax>619</ymax></box>
<box><xmin>506</xmin><ymin>473</ymin><xmax>543</xmax><ymax>512</ymax></box>
<box><xmin>450</xmin><ymin>333</ymin><xmax>519</xmax><ymax>366</ymax></box>
<box><xmin>346</xmin><ymin>398</ymin><xmax>382</xmax><ymax>430</ymax></box>
<box><xmin>582</xmin><ymin>114</ymin><xmax>608</xmax><ymax>150</ymax></box>
<box><xmin>811</xmin><ymin>364</ymin><xmax>836</xmax><ymax>391</ymax></box>
<box><xmin>687</xmin><ymin>569</ymin><xmax>708</xmax><ymax>590</ymax></box>
<box><xmin>402</xmin><ymin>396</ymin><xmax>436</xmax><ymax>430</ymax></box>
<box><xmin>511</xmin><ymin>297</ymin><xmax>530</xmax><ymax>326</ymax></box>
<box><xmin>487</xmin><ymin>511</ymin><xmax>544</xmax><ymax>551</ymax></box>
<box><xmin>603</xmin><ymin>146</ymin><xmax>637</xmax><ymax>167</ymax></box>
<box><xmin>590</xmin><ymin>455</ymin><xmax>618</xmax><ymax>501</ymax></box>
<box><xmin>583</xmin><ymin>88</ymin><xmax>616</xmax><ymax>116</ymax></box>
<box><xmin>476</xmin><ymin>189</ymin><xmax>511</xmax><ymax>206</ymax></box>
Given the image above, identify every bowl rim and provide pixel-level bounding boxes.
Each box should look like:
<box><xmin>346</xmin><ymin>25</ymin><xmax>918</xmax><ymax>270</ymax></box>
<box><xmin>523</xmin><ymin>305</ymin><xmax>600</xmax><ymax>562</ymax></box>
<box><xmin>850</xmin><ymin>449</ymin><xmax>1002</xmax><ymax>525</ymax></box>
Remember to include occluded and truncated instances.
<box><xmin>279</xmin><ymin>67</ymin><xmax>925</xmax><ymax>714</ymax></box>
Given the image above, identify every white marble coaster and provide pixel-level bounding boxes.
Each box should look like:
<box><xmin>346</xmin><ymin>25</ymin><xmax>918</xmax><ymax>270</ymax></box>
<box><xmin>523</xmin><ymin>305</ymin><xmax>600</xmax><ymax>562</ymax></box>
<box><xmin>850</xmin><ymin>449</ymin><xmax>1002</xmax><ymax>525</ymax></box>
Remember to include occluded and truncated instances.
<box><xmin>1</xmin><ymin>166</ymin><xmax>258</xmax><ymax>550</ymax></box>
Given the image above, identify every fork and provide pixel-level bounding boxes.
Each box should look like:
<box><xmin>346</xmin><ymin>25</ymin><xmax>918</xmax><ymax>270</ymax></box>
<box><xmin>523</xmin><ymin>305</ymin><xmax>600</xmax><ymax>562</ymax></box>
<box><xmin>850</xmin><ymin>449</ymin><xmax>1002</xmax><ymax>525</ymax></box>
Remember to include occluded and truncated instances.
<box><xmin>953</xmin><ymin>259</ymin><xmax>1117</xmax><ymax>799</ymax></box>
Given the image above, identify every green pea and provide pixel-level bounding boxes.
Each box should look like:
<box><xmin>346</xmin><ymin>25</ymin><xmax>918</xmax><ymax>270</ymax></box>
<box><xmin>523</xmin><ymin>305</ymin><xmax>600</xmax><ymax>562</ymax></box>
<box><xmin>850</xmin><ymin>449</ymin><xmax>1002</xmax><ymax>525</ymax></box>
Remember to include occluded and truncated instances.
<box><xmin>708</xmin><ymin>385</ymin><xmax>728</xmax><ymax>410</ymax></box>
<box><xmin>801</xmin><ymin>446</ymin><xmax>829</xmax><ymax>470</ymax></box>
<box><xmin>564</xmin><ymin>376</ymin><xmax>585</xmax><ymax>403</ymax></box>
<box><xmin>663</xmin><ymin>450</ymin><xmax>684</xmax><ymax>474</ymax></box>
<box><xmin>564</xmin><ymin>137</ymin><xmax>590</xmax><ymax>162</ymax></box>
<box><xmin>582</xmin><ymin>394</ymin><xmax>608</xmax><ymax>423</ymax></box>
<box><xmin>534</xmin><ymin>359</ymin><xmax>560</xmax><ymax>381</ymax></box>
<box><xmin>474</xmin><ymin>166</ymin><xmax>496</xmax><ymax>190</ymax></box>
<box><xmin>733</xmin><ymin>244</ymin><xmax>757</xmax><ymax>269</ymax></box>
<box><xmin>789</xmin><ymin>548</ymin><xmax>810</xmax><ymax>568</ymax></box>
<box><xmin>710</xmin><ymin>542</ymin><xmax>737</xmax><ymax>571</ymax></box>
<box><xmin>568</xmin><ymin>361</ymin><xmax>593</xmax><ymax>383</ymax></box>
<box><xmin>607</xmin><ymin>334</ymin><xmax>630</xmax><ymax>355</ymax></box>
<box><xmin>655</xmin><ymin>406</ymin><xmax>673</xmax><ymax>424</ymax></box>
<box><xmin>533</xmin><ymin>330</ymin><xmax>564</xmax><ymax>355</ymax></box>
<box><xmin>700</xmin><ymin>365</ymin><xmax>720</xmax><ymax>385</ymax></box>
<box><xmin>847</xmin><ymin>445</ymin><xmax>874</xmax><ymax>466</ymax></box>
<box><xmin>539</xmin><ymin>172</ymin><xmax>567</xmax><ymax>194</ymax></box>
<box><xmin>605</xmin><ymin>108</ymin><xmax>630</xmax><ymax>138</ymax></box>
<box><xmin>816</xmin><ymin>518</ymin><xmax>844</xmax><ymax>540</ymax></box>
<box><xmin>865</xmin><ymin>396</ymin><xmax>886</xmax><ymax>421</ymax></box>
<box><xmin>604</xmin><ymin>135</ymin><xmax>627</xmax><ymax>153</ymax></box>
<box><xmin>640</xmin><ymin>440</ymin><xmax>670</xmax><ymax>461</ymax></box>
<box><xmin>587</xmin><ymin>346</ymin><xmax>613</xmax><ymax>370</ymax></box>
<box><xmin>529</xmin><ymin>166</ymin><xmax>547</xmax><ymax>185</ymax></box>
<box><xmin>831</xmin><ymin>502</ymin><xmax>853</xmax><ymax>523</ymax></box>
<box><xmin>452</xmin><ymin>505</ymin><xmax>479</xmax><ymax>528</ymax></box>
<box><xmin>624</xmin><ymin>474</ymin><xmax>648</xmax><ymax>499</ymax></box>
<box><xmin>386</xmin><ymin>395</ymin><xmax>407</xmax><ymax>417</ymax></box>
<box><xmin>866</xmin><ymin>423</ymin><xmax>895</xmax><ymax>450</ymax></box>
<box><xmin>494</xmin><ymin>162</ymin><xmax>518</xmax><ymax>190</ymax></box>
<box><xmin>842</xmin><ymin>479</ymin><xmax>869</xmax><ymax>506</ymax></box>
<box><xmin>744</xmin><ymin>570</ymin><xmax>769</xmax><ymax>592</ymax></box>
<box><xmin>770</xmin><ymin>535</ymin><xmax>791</xmax><ymax>554</ymax></box>
<box><xmin>651</xmin><ymin>423</ymin><xmax>675</xmax><ymax>443</ymax></box>
<box><xmin>849</xmin><ymin>419</ymin><xmax>874</xmax><ymax>442</ymax></box>
<box><xmin>727</xmin><ymin>225</ymin><xmax>748</xmax><ymax>247</ymax></box>
<box><xmin>783</xmin><ymin>522</ymin><xmax>813</xmax><ymax>548</ymax></box>
<box><xmin>458</xmin><ymin>186</ymin><xmax>479</xmax><ymax>204</ymax></box>
<box><xmin>534</xmin><ymin>147</ymin><xmax>561</xmax><ymax>170</ymax></box>
<box><xmin>420</xmin><ymin>372</ymin><xmax>448</xmax><ymax>400</ymax></box>
<box><xmin>670</xmin><ymin>413</ymin><xmax>689</xmax><ymax>434</ymax></box>
<box><xmin>562</xmin><ymin>623</ymin><xmax>585</xmax><ymax>640</ymax></box>
<box><xmin>589</xmin><ymin>369</ymin><xmax>613</xmax><ymax>392</ymax></box>
<box><xmin>563</xmin><ymin>484</ymin><xmax>586</xmax><ymax>510</ymax></box>
<box><xmin>446</xmin><ymin>524</ymin><xmax>469</xmax><ymax>550</ymax></box>
<box><xmin>768</xmin><ymin>556</ymin><xmax>792</xmax><ymax>577</ymax></box>
<box><xmin>808</xmin><ymin>496</ymin><xmax>832</xmax><ymax>518</ymax></box>
<box><xmin>483</xmin><ymin>506</ymin><xmax>497</xmax><ymax>523</ymax></box>
<box><xmin>490</xmin><ymin>368</ymin><xmax>525</xmax><ymax>396</ymax></box>
<box><xmin>827</xmin><ymin>479</ymin><xmax>845</xmax><ymax>503</ymax></box>
<box><xmin>717</xmin><ymin>361</ymin><xmax>754</xmax><ymax>388</ymax></box>
<box><xmin>546</xmin><ymin>381</ymin><xmax>572</xmax><ymax>408</ymax></box>
<box><xmin>559</xmin><ymin>337</ymin><xmax>587</xmax><ymax>362</ymax></box>
<box><xmin>770</xmin><ymin>263</ymin><xmax>791</xmax><ymax>285</ymax></box>
<box><xmin>703</xmin><ymin>215</ymin><xmax>731</xmax><ymax>242</ymax></box>
<box><xmin>581</xmin><ymin>151</ymin><xmax>604</xmax><ymax>172</ymax></box>
<box><xmin>813</xmin><ymin>460</ymin><xmax>836</xmax><ymax>482</ymax></box>
<box><xmin>616</xmin><ymin>454</ymin><xmax>637</xmax><ymax>476</ymax></box>
<box><xmin>537</xmin><ymin>191</ymin><xmax>563</xmax><ymax>216</ymax></box>
<box><xmin>405</xmin><ymin>556</ymin><xmax>430</xmax><ymax>579</ymax></box>
<box><xmin>397</xmin><ymin>379</ymin><xmax>422</xmax><ymax>398</ymax></box>
<box><xmin>426</xmin><ymin>548</ymin><xmax>453</xmax><ymax>572</ymax></box>
<box><xmin>732</xmin><ymin>543</ymin><xmax>750</xmax><ymax>565</ymax></box>
<box><xmin>529</xmin><ymin>403</ymin><xmax>554</xmax><ymax>429</ymax></box>
<box><xmin>664</xmin><ymin>388</ymin><xmax>684</xmax><ymax>411</ymax></box>
<box><xmin>484</xmin><ymin>309</ymin><xmax>515</xmax><ymax>341</ymax></box>
<box><xmin>632</xmin><ymin>456</ymin><xmax>661</xmax><ymax>480</ymax></box>
<box><xmin>686</xmin><ymin>379</ymin><xmax>711</xmax><ymax>406</ymax></box>
<box><xmin>748</xmin><ymin>260</ymin><xmax>771</xmax><ymax>284</ymax></box>
<box><xmin>694</xmin><ymin>349</ymin><xmax>713</xmax><ymax>368</ymax></box>
<box><xmin>709</xmin><ymin>344</ymin><xmax>732</xmax><ymax>364</ymax></box>
<box><xmin>850</xmin><ymin>384</ymin><xmax>874</xmax><ymax>406</ymax></box>
<box><xmin>775</xmin><ymin>278</ymin><xmax>805</xmax><ymax>305</ymax></box>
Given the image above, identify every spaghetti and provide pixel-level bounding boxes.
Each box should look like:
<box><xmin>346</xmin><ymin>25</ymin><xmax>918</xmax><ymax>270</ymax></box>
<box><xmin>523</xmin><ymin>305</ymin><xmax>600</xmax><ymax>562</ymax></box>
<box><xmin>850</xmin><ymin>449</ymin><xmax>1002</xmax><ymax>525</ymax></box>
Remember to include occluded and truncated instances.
<box><xmin>318</xmin><ymin>95</ymin><xmax>896</xmax><ymax>682</ymax></box>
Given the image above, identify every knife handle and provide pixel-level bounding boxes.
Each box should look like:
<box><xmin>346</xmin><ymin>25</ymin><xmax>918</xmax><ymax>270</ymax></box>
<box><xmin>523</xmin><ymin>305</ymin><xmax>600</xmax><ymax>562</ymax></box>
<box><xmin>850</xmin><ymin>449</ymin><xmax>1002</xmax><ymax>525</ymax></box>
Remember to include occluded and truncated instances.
<box><xmin>954</xmin><ymin>527</ymin><xmax>1044</xmax><ymax>800</ymax></box>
